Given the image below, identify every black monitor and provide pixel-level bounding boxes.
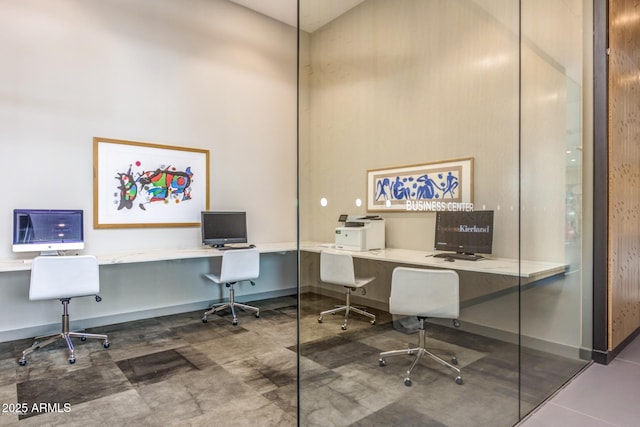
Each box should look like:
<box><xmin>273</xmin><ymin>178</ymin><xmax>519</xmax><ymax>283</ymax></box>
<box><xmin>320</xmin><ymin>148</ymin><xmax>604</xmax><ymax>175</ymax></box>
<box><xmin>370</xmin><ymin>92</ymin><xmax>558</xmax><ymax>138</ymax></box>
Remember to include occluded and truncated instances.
<box><xmin>12</xmin><ymin>209</ymin><xmax>84</xmax><ymax>255</ymax></box>
<box><xmin>434</xmin><ymin>210</ymin><xmax>494</xmax><ymax>256</ymax></box>
<box><xmin>201</xmin><ymin>211</ymin><xmax>248</xmax><ymax>248</ymax></box>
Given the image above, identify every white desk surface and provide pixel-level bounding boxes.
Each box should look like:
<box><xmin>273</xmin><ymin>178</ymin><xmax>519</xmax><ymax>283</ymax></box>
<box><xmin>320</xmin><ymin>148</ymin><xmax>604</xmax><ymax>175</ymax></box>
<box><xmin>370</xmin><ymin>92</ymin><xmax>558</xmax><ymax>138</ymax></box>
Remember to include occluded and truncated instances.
<box><xmin>0</xmin><ymin>242</ymin><xmax>297</xmax><ymax>273</ymax></box>
<box><xmin>299</xmin><ymin>242</ymin><xmax>567</xmax><ymax>282</ymax></box>
<box><xmin>0</xmin><ymin>241</ymin><xmax>566</xmax><ymax>282</ymax></box>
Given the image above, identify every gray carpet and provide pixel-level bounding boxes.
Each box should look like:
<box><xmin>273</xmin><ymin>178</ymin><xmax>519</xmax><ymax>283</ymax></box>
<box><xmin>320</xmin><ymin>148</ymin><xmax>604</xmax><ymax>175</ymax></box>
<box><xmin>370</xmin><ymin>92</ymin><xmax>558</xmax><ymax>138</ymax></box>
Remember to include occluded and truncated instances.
<box><xmin>0</xmin><ymin>293</ymin><xmax>584</xmax><ymax>426</ymax></box>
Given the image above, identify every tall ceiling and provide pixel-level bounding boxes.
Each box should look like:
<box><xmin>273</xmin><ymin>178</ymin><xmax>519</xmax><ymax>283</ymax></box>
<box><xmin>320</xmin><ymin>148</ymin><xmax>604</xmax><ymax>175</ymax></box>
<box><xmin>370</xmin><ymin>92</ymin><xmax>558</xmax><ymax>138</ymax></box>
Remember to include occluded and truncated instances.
<box><xmin>228</xmin><ymin>0</ymin><xmax>366</xmax><ymax>33</ymax></box>
<box><xmin>227</xmin><ymin>0</ymin><xmax>584</xmax><ymax>169</ymax></box>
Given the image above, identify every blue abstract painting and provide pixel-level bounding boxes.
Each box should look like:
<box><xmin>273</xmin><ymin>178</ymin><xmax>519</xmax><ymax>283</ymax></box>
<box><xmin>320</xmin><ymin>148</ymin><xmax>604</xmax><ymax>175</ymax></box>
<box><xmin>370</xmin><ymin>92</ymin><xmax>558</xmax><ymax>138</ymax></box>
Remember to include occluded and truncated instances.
<box><xmin>367</xmin><ymin>158</ymin><xmax>473</xmax><ymax>212</ymax></box>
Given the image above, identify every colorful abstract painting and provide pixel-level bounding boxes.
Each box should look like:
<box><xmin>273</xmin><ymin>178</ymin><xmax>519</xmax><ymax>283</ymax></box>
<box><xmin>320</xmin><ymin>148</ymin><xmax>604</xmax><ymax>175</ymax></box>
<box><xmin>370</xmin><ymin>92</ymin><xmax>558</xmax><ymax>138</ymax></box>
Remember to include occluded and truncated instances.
<box><xmin>94</xmin><ymin>137</ymin><xmax>209</xmax><ymax>228</ymax></box>
<box><xmin>367</xmin><ymin>158</ymin><xmax>474</xmax><ymax>212</ymax></box>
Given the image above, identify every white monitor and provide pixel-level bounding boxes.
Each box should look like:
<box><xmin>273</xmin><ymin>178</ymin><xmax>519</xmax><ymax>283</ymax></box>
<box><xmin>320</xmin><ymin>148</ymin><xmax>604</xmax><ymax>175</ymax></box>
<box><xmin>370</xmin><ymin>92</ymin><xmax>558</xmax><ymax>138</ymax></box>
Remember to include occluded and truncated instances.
<box><xmin>12</xmin><ymin>209</ymin><xmax>84</xmax><ymax>255</ymax></box>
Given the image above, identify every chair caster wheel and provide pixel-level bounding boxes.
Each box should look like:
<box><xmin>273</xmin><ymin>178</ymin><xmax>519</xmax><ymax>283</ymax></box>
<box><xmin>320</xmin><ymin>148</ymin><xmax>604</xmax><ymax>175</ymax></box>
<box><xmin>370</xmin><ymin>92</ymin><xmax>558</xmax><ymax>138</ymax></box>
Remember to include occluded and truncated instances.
<box><xmin>451</xmin><ymin>356</ymin><xmax>458</xmax><ymax>365</ymax></box>
<box><xmin>341</xmin><ymin>324</ymin><xmax>347</xmax><ymax>331</ymax></box>
<box><xmin>317</xmin><ymin>317</ymin><xmax>323</xmax><ymax>323</ymax></box>
<box><xmin>103</xmin><ymin>341</ymin><xmax>110</xmax><ymax>349</ymax></box>
<box><xmin>404</xmin><ymin>378</ymin><xmax>412</xmax><ymax>387</ymax></box>
<box><xmin>202</xmin><ymin>318</ymin><xmax>208</xmax><ymax>323</ymax></box>
<box><xmin>18</xmin><ymin>358</ymin><xmax>27</xmax><ymax>366</ymax></box>
<box><xmin>370</xmin><ymin>320</ymin><xmax>376</xmax><ymax>325</ymax></box>
<box><xmin>232</xmin><ymin>320</ymin><xmax>238</xmax><ymax>326</ymax></box>
<box><xmin>255</xmin><ymin>313</ymin><xmax>260</xmax><ymax>318</ymax></box>
<box><xmin>68</xmin><ymin>358</ymin><xmax>76</xmax><ymax>364</ymax></box>
<box><xmin>379</xmin><ymin>358</ymin><xmax>386</xmax><ymax>367</ymax></box>
<box><xmin>81</xmin><ymin>336</ymin><xmax>87</xmax><ymax>342</ymax></box>
<box><xmin>455</xmin><ymin>376</ymin><xmax>463</xmax><ymax>385</ymax></box>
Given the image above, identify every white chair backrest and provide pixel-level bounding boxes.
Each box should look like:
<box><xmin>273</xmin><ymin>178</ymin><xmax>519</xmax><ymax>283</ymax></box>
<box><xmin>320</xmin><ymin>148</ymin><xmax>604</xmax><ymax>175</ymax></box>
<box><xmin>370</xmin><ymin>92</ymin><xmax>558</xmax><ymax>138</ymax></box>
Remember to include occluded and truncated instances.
<box><xmin>389</xmin><ymin>267</ymin><xmax>459</xmax><ymax>319</ymax></box>
<box><xmin>29</xmin><ymin>255</ymin><xmax>100</xmax><ymax>301</ymax></box>
<box><xmin>320</xmin><ymin>251</ymin><xmax>356</xmax><ymax>287</ymax></box>
<box><xmin>218</xmin><ymin>248</ymin><xmax>260</xmax><ymax>283</ymax></box>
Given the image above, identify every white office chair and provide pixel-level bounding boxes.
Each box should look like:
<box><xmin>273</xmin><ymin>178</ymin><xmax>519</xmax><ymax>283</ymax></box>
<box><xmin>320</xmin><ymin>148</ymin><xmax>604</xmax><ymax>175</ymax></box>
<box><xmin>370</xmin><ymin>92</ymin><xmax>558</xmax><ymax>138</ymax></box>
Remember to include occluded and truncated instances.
<box><xmin>379</xmin><ymin>267</ymin><xmax>462</xmax><ymax>386</ymax></box>
<box><xmin>202</xmin><ymin>247</ymin><xmax>260</xmax><ymax>325</ymax></box>
<box><xmin>317</xmin><ymin>250</ymin><xmax>376</xmax><ymax>330</ymax></box>
<box><xmin>18</xmin><ymin>255</ymin><xmax>110</xmax><ymax>366</ymax></box>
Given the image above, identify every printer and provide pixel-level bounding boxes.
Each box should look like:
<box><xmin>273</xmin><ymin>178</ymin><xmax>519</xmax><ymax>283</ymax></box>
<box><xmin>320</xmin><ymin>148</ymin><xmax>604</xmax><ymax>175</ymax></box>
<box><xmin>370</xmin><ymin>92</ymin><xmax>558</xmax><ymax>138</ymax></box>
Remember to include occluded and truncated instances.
<box><xmin>334</xmin><ymin>215</ymin><xmax>385</xmax><ymax>251</ymax></box>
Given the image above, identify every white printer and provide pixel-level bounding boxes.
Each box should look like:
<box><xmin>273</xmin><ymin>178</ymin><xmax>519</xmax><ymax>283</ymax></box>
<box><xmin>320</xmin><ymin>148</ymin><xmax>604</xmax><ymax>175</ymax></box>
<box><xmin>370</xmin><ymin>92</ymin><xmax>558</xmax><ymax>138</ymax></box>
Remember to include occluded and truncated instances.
<box><xmin>334</xmin><ymin>215</ymin><xmax>385</xmax><ymax>251</ymax></box>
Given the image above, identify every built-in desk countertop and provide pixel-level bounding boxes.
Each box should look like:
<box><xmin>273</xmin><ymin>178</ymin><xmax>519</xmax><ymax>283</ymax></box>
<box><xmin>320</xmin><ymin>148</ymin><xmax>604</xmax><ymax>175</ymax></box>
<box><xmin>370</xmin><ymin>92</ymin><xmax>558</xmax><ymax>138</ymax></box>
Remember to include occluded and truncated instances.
<box><xmin>299</xmin><ymin>242</ymin><xmax>567</xmax><ymax>284</ymax></box>
<box><xmin>0</xmin><ymin>241</ymin><xmax>566</xmax><ymax>327</ymax></box>
<box><xmin>0</xmin><ymin>241</ymin><xmax>566</xmax><ymax>284</ymax></box>
<box><xmin>0</xmin><ymin>242</ymin><xmax>298</xmax><ymax>273</ymax></box>
<box><xmin>299</xmin><ymin>242</ymin><xmax>568</xmax><ymax>305</ymax></box>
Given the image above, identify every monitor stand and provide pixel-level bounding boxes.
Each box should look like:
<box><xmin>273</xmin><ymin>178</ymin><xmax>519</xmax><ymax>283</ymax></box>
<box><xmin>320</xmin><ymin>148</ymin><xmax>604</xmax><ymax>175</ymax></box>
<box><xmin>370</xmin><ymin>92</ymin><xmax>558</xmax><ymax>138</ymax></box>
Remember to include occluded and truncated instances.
<box><xmin>433</xmin><ymin>252</ymin><xmax>483</xmax><ymax>261</ymax></box>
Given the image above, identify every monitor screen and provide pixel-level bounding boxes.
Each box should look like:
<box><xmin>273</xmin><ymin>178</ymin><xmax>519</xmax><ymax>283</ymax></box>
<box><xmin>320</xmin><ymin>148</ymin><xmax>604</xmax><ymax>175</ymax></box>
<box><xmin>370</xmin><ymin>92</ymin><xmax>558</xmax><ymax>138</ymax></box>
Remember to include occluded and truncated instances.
<box><xmin>12</xmin><ymin>209</ymin><xmax>84</xmax><ymax>254</ymax></box>
<box><xmin>201</xmin><ymin>211</ymin><xmax>247</xmax><ymax>248</ymax></box>
<box><xmin>434</xmin><ymin>210</ymin><xmax>494</xmax><ymax>255</ymax></box>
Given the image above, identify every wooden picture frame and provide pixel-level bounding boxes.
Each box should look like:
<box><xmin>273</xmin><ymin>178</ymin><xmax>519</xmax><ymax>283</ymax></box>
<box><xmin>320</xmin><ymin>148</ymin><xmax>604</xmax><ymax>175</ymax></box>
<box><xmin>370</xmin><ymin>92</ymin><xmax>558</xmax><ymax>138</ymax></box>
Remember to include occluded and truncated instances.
<box><xmin>93</xmin><ymin>137</ymin><xmax>210</xmax><ymax>228</ymax></box>
<box><xmin>367</xmin><ymin>158</ymin><xmax>474</xmax><ymax>212</ymax></box>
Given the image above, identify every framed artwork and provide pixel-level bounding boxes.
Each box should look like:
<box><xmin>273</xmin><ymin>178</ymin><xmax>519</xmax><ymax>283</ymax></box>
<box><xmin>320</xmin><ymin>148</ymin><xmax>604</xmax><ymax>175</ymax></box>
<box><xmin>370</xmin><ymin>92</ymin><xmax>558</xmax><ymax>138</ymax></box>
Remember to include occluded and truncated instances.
<box><xmin>367</xmin><ymin>157</ymin><xmax>474</xmax><ymax>212</ymax></box>
<box><xmin>93</xmin><ymin>137</ymin><xmax>210</xmax><ymax>228</ymax></box>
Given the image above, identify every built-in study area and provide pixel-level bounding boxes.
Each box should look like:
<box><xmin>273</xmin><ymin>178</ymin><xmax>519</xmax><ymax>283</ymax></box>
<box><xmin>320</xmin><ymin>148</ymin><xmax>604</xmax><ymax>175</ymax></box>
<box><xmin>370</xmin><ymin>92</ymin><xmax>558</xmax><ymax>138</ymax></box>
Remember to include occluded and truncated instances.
<box><xmin>0</xmin><ymin>1</ymin><xmax>595</xmax><ymax>426</ymax></box>
<box><xmin>0</xmin><ymin>0</ymin><xmax>299</xmax><ymax>350</ymax></box>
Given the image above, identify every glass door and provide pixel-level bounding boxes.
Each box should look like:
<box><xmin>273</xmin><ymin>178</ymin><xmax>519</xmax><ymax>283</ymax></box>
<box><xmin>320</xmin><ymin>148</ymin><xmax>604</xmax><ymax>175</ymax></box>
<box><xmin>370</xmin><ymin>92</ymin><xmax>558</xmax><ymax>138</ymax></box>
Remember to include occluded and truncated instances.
<box><xmin>518</xmin><ymin>0</ymin><xmax>593</xmax><ymax>417</ymax></box>
<box><xmin>297</xmin><ymin>0</ymin><xmax>592</xmax><ymax>425</ymax></box>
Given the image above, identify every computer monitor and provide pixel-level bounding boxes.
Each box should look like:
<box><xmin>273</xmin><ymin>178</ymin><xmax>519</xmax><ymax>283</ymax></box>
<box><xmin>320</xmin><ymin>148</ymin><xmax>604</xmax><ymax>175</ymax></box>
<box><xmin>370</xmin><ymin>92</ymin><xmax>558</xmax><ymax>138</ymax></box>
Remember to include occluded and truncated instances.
<box><xmin>201</xmin><ymin>211</ymin><xmax>248</xmax><ymax>248</ymax></box>
<box><xmin>12</xmin><ymin>209</ymin><xmax>85</xmax><ymax>255</ymax></box>
<box><xmin>434</xmin><ymin>210</ymin><xmax>494</xmax><ymax>256</ymax></box>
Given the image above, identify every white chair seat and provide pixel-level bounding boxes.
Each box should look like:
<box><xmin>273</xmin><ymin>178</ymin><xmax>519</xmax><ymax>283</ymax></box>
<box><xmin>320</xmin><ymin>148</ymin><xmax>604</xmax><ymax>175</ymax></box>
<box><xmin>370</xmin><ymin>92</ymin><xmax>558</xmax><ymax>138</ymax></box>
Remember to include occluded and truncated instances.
<box><xmin>202</xmin><ymin>248</ymin><xmax>260</xmax><ymax>325</ymax></box>
<box><xmin>19</xmin><ymin>255</ymin><xmax>110</xmax><ymax>366</ymax></box>
<box><xmin>379</xmin><ymin>267</ymin><xmax>462</xmax><ymax>386</ymax></box>
<box><xmin>389</xmin><ymin>267</ymin><xmax>459</xmax><ymax>319</ymax></box>
<box><xmin>204</xmin><ymin>273</ymin><xmax>222</xmax><ymax>283</ymax></box>
<box><xmin>317</xmin><ymin>250</ymin><xmax>376</xmax><ymax>330</ymax></box>
<box><xmin>29</xmin><ymin>255</ymin><xmax>100</xmax><ymax>300</ymax></box>
<box><xmin>353</xmin><ymin>276</ymin><xmax>376</xmax><ymax>288</ymax></box>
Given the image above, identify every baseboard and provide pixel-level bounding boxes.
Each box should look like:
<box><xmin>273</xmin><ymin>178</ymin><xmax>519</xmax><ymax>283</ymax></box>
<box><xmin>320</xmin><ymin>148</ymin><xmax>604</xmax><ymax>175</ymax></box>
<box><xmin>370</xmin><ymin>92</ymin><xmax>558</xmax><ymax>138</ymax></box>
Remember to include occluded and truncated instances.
<box><xmin>300</xmin><ymin>289</ymin><xmax>588</xmax><ymax>360</ymax></box>
<box><xmin>0</xmin><ymin>288</ymin><xmax>298</xmax><ymax>343</ymax></box>
<box><xmin>592</xmin><ymin>349</ymin><xmax>609</xmax><ymax>364</ymax></box>
<box><xmin>426</xmin><ymin>318</ymin><xmax>589</xmax><ymax>360</ymax></box>
<box><xmin>593</xmin><ymin>326</ymin><xmax>640</xmax><ymax>365</ymax></box>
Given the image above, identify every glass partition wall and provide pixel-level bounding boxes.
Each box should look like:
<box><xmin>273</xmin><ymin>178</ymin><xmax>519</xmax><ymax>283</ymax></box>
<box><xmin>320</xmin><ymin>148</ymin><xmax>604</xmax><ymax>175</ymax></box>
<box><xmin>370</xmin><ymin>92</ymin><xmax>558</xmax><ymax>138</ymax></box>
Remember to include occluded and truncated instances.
<box><xmin>298</xmin><ymin>1</ymin><xmax>593</xmax><ymax>425</ymax></box>
<box><xmin>519</xmin><ymin>0</ymin><xmax>593</xmax><ymax>417</ymax></box>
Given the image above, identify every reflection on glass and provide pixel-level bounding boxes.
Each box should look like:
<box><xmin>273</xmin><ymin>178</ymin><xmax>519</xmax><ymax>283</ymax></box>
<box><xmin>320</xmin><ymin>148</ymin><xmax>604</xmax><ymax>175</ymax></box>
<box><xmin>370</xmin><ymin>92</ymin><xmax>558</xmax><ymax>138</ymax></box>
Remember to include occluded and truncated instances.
<box><xmin>519</xmin><ymin>0</ymin><xmax>592</xmax><ymax>419</ymax></box>
<box><xmin>298</xmin><ymin>0</ymin><xmax>592</xmax><ymax>425</ymax></box>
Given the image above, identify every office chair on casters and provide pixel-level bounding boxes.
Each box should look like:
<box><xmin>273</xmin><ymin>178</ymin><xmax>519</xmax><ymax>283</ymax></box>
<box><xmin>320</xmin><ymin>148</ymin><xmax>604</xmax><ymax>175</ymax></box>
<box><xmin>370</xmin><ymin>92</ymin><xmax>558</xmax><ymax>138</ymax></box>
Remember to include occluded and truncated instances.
<box><xmin>202</xmin><ymin>247</ymin><xmax>260</xmax><ymax>326</ymax></box>
<box><xmin>317</xmin><ymin>250</ymin><xmax>376</xmax><ymax>330</ymax></box>
<box><xmin>18</xmin><ymin>255</ymin><xmax>110</xmax><ymax>366</ymax></box>
<box><xmin>378</xmin><ymin>267</ymin><xmax>462</xmax><ymax>386</ymax></box>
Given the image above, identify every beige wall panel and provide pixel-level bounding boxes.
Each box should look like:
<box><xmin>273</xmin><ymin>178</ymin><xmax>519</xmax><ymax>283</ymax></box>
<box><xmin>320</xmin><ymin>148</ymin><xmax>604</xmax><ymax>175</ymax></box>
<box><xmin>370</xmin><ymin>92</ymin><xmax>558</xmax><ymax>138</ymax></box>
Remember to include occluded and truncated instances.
<box><xmin>520</xmin><ymin>44</ymin><xmax>567</xmax><ymax>262</ymax></box>
<box><xmin>302</xmin><ymin>0</ymin><xmax>521</xmax><ymax>257</ymax></box>
<box><xmin>300</xmin><ymin>0</ymin><xmax>588</xmax><ymax>353</ymax></box>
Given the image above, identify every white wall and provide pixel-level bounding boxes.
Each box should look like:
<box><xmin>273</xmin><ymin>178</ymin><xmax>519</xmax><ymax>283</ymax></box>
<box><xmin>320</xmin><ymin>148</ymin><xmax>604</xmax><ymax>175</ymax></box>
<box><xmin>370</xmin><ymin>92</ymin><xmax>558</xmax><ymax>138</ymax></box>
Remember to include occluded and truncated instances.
<box><xmin>0</xmin><ymin>0</ymin><xmax>298</xmax><ymax>340</ymax></box>
<box><xmin>0</xmin><ymin>0</ymin><xmax>297</xmax><ymax>259</ymax></box>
